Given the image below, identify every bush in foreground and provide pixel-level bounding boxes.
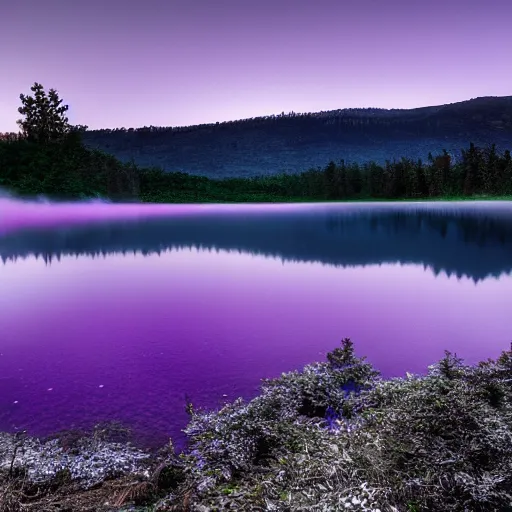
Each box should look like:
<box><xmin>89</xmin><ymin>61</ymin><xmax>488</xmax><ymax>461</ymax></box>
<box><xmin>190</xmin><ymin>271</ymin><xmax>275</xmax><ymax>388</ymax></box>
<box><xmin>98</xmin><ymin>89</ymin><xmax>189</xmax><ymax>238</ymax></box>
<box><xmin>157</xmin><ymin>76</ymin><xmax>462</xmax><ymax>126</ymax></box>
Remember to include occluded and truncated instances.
<box><xmin>160</xmin><ymin>339</ymin><xmax>512</xmax><ymax>511</ymax></box>
<box><xmin>2</xmin><ymin>340</ymin><xmax>511</xmax><ymax>511</ymax></box>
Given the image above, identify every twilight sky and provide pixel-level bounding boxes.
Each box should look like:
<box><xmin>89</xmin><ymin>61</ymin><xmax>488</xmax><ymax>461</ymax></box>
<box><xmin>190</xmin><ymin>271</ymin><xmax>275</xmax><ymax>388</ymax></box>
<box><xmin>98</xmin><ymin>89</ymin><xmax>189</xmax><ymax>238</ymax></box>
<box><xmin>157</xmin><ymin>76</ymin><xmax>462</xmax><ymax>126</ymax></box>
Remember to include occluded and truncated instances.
<box><xmin>1</xmin><ymin>0</ymin><xmax>511</xmax><ymax>133</ymax></box>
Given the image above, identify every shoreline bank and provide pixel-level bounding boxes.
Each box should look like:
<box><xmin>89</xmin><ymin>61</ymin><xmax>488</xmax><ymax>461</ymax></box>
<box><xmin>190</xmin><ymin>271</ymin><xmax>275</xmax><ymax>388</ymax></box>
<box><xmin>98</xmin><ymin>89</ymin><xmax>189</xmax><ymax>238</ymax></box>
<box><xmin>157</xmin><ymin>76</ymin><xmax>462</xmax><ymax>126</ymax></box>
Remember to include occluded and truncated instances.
<box><xmin>2</xmin><ymin>339</ymin><xmax>511</xmax><ymax>511</ymax></box>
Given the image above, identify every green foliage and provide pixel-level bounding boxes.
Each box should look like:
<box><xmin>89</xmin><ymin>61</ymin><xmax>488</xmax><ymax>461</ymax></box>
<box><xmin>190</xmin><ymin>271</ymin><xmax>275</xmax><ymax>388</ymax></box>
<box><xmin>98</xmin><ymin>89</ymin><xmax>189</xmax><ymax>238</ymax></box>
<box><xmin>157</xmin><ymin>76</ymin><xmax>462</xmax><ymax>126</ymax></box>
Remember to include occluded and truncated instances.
<box><xmin>2</xmin><ymin>118</ymin><xmax>512</xmax><ymax>203</ymax></box>
<box><xmin>0</xmin><ymin>138</ymin><xmax>139</xmax><ymax>201</ymax></box>
<box><xmin>3</xmin><ymin>85</ymin><xmax>512</xmax><ymax>203</ymax></box>
<box><xmin>0</xmin><ymin>84</ymin><xmax>142</xmax><ymax>201</ymax></box>
<box><xmin>136</xmin><ymin>142</ymin><xmax>512</xmax><ymax>203</ymax></box>
<box><xmin>80</xmin><ymin>96</ymin><xmax>512</xmax><ymax>179</ymax></box>
<box><xmin>16</xmin><ymin>83</ymin><xmax>78</xmax><ymax>144</ymax></box>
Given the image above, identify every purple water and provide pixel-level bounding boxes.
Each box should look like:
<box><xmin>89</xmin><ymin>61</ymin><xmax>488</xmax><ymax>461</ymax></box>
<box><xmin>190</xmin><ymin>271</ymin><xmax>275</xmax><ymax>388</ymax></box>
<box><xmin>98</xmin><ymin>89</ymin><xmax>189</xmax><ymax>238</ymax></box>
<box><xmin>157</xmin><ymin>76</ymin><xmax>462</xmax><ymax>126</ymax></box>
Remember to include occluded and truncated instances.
<box><xmin>1</xmin><ymin>198</ymin><xmax>512</xmax><ymax>449</ymax></box>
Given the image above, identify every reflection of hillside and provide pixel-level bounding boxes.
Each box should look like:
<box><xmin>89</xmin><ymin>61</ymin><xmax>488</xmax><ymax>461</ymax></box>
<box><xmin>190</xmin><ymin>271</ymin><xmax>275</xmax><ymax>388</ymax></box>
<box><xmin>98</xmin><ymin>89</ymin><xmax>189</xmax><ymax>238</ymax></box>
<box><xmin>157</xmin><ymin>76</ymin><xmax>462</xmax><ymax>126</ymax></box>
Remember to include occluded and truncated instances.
<box><xmin>1</xmin><ymin>205</ymin><xmax>512</xmax><ymax>282</ymax></box>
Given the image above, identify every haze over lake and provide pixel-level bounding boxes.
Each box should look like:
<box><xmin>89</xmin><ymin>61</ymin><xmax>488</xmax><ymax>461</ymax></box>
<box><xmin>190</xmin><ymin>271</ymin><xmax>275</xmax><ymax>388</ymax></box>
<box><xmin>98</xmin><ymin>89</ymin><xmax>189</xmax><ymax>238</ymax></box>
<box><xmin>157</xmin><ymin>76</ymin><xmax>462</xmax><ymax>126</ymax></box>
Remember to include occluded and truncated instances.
<box><xmin>1</xmin><ymin>200</ymin><xmax>511</xmax><ymax>448</ymax></box>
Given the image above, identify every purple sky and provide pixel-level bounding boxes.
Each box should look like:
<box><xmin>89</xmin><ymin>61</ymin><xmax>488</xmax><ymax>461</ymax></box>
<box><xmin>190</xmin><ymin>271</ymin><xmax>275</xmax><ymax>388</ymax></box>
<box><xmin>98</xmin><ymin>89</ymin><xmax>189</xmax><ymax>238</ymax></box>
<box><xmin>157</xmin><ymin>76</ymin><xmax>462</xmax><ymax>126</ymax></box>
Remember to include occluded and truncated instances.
<box><xmin>1</xmin><ymin>0</ymin><xmax>511</xmax><ymax>133</ymax></box>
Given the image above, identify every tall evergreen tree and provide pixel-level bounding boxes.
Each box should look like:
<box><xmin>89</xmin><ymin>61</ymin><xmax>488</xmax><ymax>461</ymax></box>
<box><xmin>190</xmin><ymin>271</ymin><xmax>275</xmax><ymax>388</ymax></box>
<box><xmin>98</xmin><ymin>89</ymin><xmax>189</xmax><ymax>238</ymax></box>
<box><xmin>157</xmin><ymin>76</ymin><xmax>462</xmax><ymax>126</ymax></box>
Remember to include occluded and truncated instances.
<box><xmin>414</xmin><ymin>159</ymin><xmax>429</xmax><ymax>198</ymax></box>
<box><xmin>482</xmin><ymin>143</ymin><xmax>499</xmax><ymax>194</ymax></box>
<box><xmin>462</xmin><ymin>143</ymin><xmax>482</xmax><ymax>195</ymax></box>
<box><xmin>324</xmin><ymin>160</ymin><xmax>337</xmax><ymax>198</ymax></box>
<box><xmin>17</xmin><ymin>83</ymin><xmax>74</xmax><ymax>144</ymax></box>
<box><xmin>502</xmin><ymin>150</ymin><xmax>512</xmax><ymax>194</ymax></box>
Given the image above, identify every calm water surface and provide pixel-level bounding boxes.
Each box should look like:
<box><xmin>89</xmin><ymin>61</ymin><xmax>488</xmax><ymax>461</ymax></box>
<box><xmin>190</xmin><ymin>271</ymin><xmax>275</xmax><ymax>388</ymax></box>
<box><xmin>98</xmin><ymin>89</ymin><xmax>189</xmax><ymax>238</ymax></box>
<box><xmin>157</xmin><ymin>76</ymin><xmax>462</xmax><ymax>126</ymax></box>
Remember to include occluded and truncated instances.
<box><xmin>1</xmin><ymin>199</ymin><xmax>511</xmax><ymax>448</ymax></box>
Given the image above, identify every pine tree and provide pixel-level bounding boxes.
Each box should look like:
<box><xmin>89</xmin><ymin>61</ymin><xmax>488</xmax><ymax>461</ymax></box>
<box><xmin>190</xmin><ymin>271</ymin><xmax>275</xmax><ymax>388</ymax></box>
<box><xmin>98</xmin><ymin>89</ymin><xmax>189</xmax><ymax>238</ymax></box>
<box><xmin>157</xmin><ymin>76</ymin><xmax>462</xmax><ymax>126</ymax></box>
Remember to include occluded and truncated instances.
<box><xmin>17</xmin><ymin>83</ymin><xmax>74</xmax><ymax>144</ymax></box>
<box><xmin>462</xmin><ymin>143</ymin><xmax>483</xmax><ymax>195</ymax></box>
<box><xmin>482</xmin><ymin>143</ymin><xmax>499</xmax><ymax>194</ymax></box>
<box><xmin>503</xmin><ymin>150</ymin><xmax>512</xmax><ymax>194</ymax></box>
<box><xmin>324</xmin><ymin>160</ymin><xmax>337</xmax><ymax>199</ymax></box>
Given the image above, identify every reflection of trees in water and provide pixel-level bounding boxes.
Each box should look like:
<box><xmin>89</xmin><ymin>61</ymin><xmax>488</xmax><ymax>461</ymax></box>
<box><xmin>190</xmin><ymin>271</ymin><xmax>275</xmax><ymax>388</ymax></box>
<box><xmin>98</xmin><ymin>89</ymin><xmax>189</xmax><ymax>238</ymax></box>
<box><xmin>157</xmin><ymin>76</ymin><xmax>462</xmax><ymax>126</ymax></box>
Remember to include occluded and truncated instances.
<box><xmin>1</xmin><ymin>207</ymin><xmax>512</xmax><ymax>282</ymax></box>
<box><xmin>324</xmin><ymin>209</ymin><xmax>512</xmax><ymax>248</ymax></box>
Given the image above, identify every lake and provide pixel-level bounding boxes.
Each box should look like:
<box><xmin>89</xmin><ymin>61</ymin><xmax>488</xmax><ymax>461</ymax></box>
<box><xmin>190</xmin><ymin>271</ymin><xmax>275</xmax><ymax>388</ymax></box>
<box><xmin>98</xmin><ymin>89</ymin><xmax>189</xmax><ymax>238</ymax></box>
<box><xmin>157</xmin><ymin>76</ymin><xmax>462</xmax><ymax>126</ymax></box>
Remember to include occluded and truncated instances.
<box><xmin>1</xmin><ymin>199</ymin><xmax>511</xmax><ymax>449</ymax></box>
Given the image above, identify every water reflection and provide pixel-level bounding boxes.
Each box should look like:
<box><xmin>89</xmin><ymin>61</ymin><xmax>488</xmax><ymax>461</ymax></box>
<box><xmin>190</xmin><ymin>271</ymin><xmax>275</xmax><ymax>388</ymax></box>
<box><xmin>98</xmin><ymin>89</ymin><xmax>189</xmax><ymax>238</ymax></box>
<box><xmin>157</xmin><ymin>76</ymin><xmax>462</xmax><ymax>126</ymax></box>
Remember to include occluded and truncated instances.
<box><xmin>0</xmin><ymin>201</ymin><xmax>511</xmax><ymax>448</ymax></box>
<box><xmin>1</xmin><ymin>202</ymin><xmax>512</xmax><ymax>281</ymax></box>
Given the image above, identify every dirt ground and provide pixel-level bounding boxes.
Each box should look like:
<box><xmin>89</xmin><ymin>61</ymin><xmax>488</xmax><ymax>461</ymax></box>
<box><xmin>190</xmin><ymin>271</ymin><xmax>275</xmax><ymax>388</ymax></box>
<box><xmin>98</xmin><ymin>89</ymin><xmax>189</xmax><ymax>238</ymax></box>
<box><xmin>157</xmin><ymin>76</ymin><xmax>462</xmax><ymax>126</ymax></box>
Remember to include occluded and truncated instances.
<box><xmin>0</xmin><ymin>474</ymin><xmax>153</xmax><ymax>512</ymax></box>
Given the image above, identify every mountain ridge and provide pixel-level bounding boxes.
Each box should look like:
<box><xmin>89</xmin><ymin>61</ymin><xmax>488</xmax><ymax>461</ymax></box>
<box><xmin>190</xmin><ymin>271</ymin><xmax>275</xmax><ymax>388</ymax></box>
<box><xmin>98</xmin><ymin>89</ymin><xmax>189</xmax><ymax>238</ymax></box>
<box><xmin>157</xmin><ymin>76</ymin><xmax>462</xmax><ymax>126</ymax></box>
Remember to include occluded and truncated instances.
<box><xmin>81</xmin><ymin>96</ymin><xmax>512</xmax><ymax>178</ymax></box>
<box><xmin>86</xmin><ymin>95</ymin><xmax>512</xmax><ymax>129</ymax></box>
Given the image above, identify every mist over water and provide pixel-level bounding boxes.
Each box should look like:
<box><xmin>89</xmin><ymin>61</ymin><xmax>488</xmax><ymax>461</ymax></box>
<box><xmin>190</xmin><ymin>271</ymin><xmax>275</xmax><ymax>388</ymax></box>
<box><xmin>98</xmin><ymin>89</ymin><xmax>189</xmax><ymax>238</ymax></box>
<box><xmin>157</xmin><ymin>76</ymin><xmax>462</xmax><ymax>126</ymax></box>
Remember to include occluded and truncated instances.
<box><xmin>0</xmin><ymin>195</ymin><xmax>167</xmax><ymax>235</ymax></box>
<box><xmin>0</xmin><ymin>194</ymin><xmax>318</xmax><ymax>237</ymax></box>
<box><xmin>2</xmin><ymin>193</ymin><xmax>512</xmax><ymax>234</ymax></box>
<box><xmin>1</xmin><ymin>198</ymin><xmax>512</xmax><ymax>449</ymax></box>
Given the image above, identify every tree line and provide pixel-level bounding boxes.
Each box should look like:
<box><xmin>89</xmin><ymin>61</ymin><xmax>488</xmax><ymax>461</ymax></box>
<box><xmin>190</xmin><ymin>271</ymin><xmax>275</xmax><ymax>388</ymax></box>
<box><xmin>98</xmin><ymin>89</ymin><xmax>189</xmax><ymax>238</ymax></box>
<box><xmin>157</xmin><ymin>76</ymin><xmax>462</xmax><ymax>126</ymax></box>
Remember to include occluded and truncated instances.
<box><xmin>1</xmin><ymin>83</ymin><xmax>511</xmax><ymax>202</ymax></box>
<box><xmin>269</xmin><ymin>144</ymin><xmax>512</xmax><ymax>200</ymax></box>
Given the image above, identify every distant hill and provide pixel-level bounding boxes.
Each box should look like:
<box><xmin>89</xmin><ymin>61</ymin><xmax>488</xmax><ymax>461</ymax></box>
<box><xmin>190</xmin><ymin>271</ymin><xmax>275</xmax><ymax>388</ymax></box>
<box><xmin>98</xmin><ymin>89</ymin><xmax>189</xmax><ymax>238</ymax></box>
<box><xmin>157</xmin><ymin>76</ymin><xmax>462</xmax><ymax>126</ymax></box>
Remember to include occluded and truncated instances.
<box><xmin>81</xmin><ymin>96</ymin><xmax>512</xmax><ymax>178</ymax></box>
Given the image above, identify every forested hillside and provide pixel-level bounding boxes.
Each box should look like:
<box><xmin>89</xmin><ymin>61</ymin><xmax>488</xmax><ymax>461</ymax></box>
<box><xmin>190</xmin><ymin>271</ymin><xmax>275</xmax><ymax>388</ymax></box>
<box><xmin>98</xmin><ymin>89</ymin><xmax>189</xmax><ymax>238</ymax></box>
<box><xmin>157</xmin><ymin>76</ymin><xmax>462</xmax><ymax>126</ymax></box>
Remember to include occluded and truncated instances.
<box><xmin>2</xmin><ymin>85</ymin><xmax>511</xmax><ymax>203</ymax></box>
<box><xmin>81</xmin><ymin>96</ymin><xmax>512</xmax><ymax>178</ymax></box>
